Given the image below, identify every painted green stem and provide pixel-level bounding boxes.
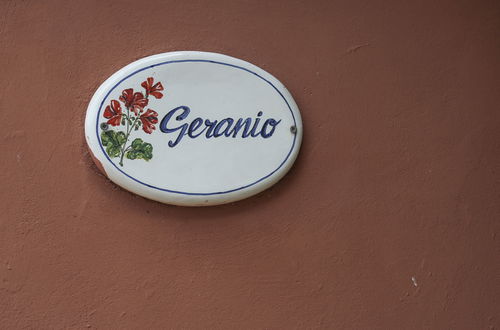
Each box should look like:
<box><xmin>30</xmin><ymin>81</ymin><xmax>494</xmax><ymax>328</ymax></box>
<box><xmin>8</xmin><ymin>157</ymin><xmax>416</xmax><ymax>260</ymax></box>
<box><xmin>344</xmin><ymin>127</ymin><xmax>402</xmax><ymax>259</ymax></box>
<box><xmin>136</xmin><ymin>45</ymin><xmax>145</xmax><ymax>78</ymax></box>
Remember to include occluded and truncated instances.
<box><xmin>118</xmin><ymin>94</ymin><xmax>149</xmax><ymax>166</ymax></box>
<box><xmin>118</xmin><ymin>115</ymin><xmax>141</xmax><ymax>166</ymax></box>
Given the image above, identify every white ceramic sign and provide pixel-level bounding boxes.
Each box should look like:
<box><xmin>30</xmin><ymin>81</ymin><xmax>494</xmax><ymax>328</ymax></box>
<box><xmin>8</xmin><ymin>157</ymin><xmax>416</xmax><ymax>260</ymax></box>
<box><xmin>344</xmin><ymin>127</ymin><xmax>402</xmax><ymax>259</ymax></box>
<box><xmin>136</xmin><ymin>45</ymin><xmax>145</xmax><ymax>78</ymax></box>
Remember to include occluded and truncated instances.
<box><xmin>85</xmin><ymin>51</ymin><xmax>302</xmax><ymax>206</ymax></box>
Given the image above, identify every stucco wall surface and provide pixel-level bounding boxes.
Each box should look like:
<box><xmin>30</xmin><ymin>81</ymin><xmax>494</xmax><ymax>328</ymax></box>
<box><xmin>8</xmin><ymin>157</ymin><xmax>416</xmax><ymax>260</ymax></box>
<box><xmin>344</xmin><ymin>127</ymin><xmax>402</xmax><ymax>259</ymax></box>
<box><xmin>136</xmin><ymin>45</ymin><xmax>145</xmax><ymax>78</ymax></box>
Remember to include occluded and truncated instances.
<box><xmin>0</xmin><ymin>0</ymin><xmax>499</xmax><ymax>329</ymax></box>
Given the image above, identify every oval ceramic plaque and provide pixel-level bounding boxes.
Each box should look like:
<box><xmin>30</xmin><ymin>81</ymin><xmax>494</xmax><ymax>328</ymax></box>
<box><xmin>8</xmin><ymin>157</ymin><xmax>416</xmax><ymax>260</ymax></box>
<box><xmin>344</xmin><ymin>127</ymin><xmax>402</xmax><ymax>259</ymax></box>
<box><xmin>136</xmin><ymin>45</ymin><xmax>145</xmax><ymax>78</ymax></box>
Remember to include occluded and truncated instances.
<box><xmin>85</xmin><ymin>51</ymin><xmax>302</xmax><ymax>206</ymax></box>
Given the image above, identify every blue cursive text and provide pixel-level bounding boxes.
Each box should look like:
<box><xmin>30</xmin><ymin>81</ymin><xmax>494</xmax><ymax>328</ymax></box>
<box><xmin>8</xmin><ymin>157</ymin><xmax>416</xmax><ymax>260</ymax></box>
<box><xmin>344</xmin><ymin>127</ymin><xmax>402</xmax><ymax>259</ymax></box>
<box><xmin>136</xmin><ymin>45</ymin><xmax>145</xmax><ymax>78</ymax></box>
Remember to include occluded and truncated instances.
<box><xmin>160</xmin><ymin>106</ymin><xmax>281</xmax><ymax>147</ymax></box>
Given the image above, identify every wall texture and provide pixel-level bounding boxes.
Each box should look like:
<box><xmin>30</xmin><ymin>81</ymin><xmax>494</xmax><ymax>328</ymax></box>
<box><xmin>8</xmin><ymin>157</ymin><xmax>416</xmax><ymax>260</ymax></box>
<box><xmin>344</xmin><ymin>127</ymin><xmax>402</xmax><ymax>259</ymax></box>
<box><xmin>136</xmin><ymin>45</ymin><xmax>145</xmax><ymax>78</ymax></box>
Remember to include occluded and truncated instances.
<box><xmin>1</xmin><ymin>0</ymin><xmax>499</xmax><ymax>329</ymax></box>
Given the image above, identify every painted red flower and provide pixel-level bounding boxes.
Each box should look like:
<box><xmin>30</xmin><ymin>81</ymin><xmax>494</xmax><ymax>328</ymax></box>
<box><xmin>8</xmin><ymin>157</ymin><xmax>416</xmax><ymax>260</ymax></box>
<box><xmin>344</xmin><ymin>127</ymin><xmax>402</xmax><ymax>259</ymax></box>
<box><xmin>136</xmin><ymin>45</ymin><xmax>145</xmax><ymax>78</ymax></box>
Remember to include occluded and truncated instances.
<box><xmin>119</xmin><ymin>88</ymin><xmax>149</xmax><ymax>115</ymax></box>
<box><xmin>140</xmin><ymin>109</ymin><xmax>158</xmax><ymax>134</ymax></box>
<box><xmin>103</xmin><ymin>100</ymin><xmax>122</xmax><ymax>126</ymax></box>
<box><xmin>141</xmin><ymin>77</ymin><xmax>164</xmax><ymax>99</ymax></box>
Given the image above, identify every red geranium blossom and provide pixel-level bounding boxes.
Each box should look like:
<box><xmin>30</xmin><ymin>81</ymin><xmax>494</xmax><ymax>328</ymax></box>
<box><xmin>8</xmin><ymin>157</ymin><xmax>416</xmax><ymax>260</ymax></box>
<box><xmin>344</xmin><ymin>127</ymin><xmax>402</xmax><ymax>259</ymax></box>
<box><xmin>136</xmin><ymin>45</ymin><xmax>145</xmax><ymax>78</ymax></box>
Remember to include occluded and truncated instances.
<box><xmin>141</xmin><ymin>77</ymin><xmax>164</xmax><ymax>99</ymax></box>
<box><xmin>103</xmin><ymin>100</ymin><xmax>122</xmax><ymax>126</ymax></box>
<box><xmin>119</xmin><ymin>88</ymin><xmax>148</xmax><ymax>115</ymax></box>
<box><xmin>140</xmin><ymin>109</ymin><xmax>158</xmax><ymax>134</ymax></box>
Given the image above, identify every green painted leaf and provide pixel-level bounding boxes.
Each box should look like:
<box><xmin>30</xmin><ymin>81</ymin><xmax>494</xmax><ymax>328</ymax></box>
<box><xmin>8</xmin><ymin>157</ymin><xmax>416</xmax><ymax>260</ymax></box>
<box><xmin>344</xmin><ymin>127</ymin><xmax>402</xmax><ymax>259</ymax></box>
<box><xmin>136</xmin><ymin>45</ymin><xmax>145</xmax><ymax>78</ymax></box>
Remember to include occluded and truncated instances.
<box><xmin>126</xmin><ymin>138</ymin><xmax>153</xmax><ymax>161</ymax></box>
<box><xmin>101</xmin><ymin>130</ymin><xmax>126</xmax><ymax>158</ymax></box>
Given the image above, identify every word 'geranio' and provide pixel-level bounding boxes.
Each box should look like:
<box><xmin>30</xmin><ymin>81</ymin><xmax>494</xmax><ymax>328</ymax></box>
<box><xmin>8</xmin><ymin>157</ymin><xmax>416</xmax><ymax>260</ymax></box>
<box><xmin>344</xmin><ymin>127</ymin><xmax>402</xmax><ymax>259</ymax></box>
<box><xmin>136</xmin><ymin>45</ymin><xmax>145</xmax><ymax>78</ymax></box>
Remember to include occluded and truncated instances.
<box><xmin>160</xmin><ymin>106</ymin><xmax>281</xmax><ymax>147</ymax></box>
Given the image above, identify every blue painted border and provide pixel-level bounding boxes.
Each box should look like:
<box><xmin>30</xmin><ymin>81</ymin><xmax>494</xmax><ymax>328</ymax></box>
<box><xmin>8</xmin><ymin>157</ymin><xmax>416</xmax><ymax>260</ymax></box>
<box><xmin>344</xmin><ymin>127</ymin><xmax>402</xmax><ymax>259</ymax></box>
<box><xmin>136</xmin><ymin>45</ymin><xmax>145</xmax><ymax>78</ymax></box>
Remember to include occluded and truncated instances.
<box><xmin>96</xmin><ymin>59</ymin><xmax>297</xmax><ymax>196</ymax></box>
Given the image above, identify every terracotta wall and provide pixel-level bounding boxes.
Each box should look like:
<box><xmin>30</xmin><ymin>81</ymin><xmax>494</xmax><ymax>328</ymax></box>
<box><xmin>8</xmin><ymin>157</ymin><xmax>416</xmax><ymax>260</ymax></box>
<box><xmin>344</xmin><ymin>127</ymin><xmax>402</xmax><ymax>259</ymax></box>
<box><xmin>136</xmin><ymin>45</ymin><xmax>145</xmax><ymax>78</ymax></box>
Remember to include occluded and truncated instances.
<box><xmin>1</xmin><ymin>0</ymin><xmax>499</xmax><ymax>328</ymax></box>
